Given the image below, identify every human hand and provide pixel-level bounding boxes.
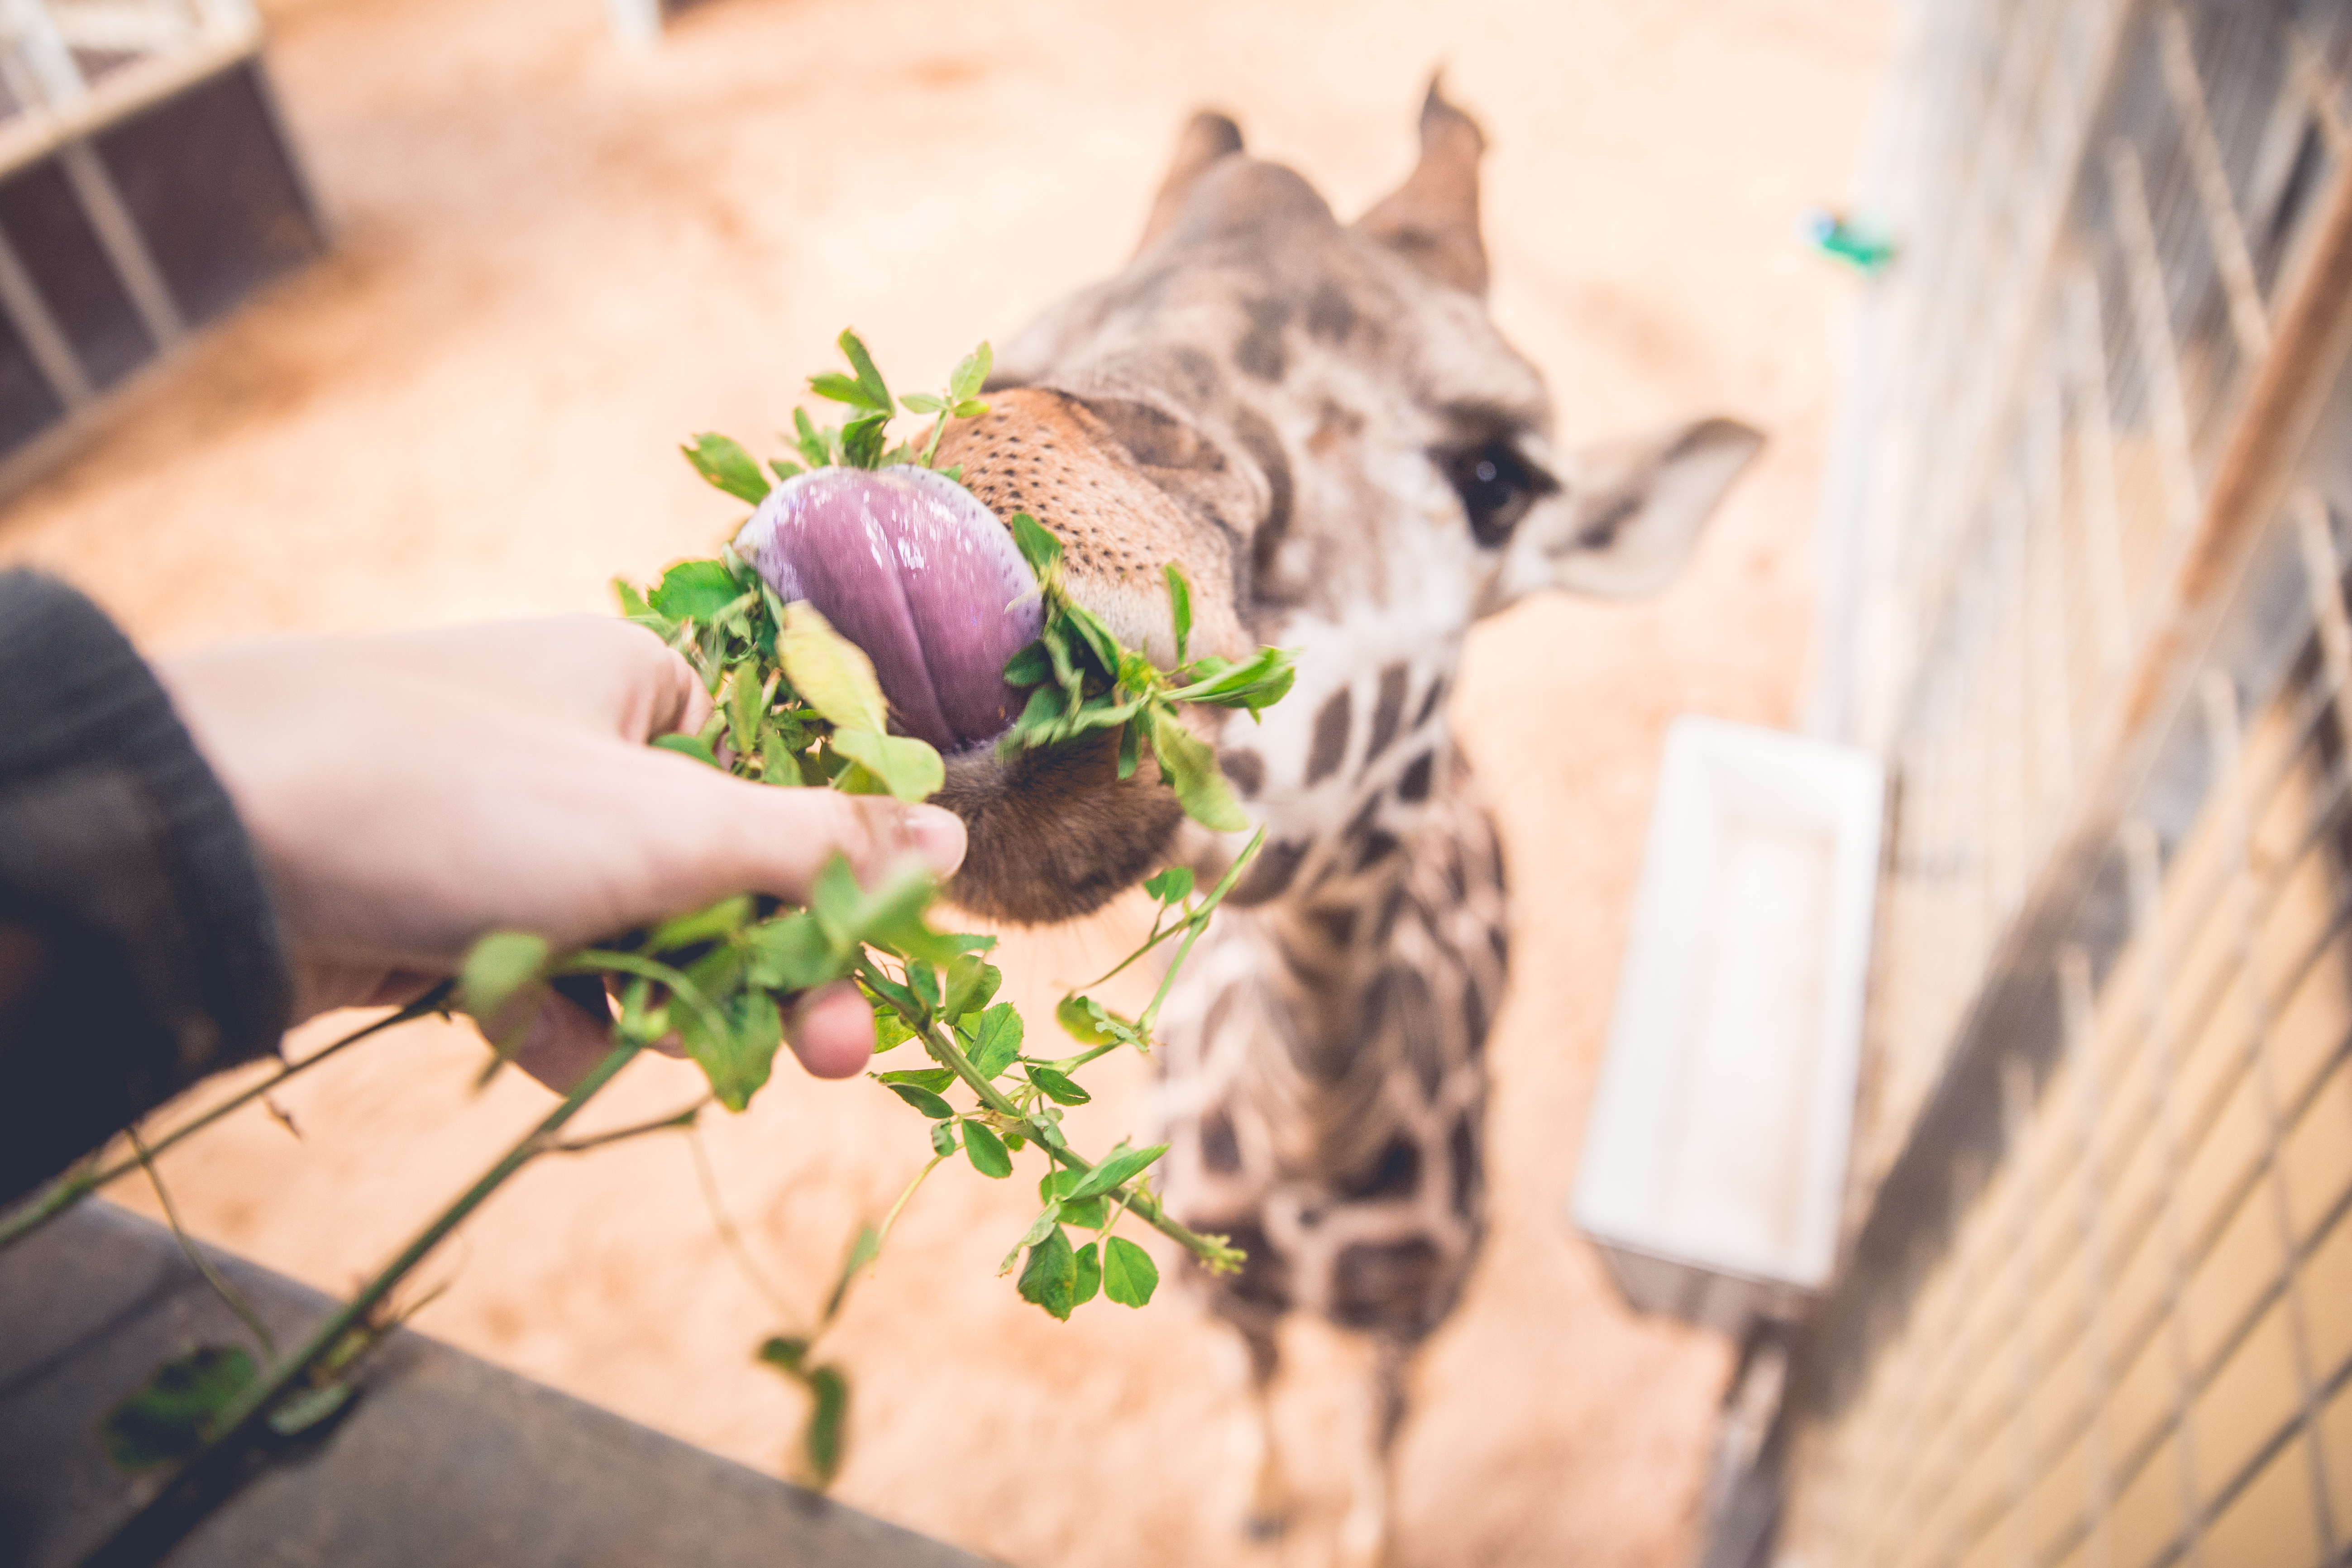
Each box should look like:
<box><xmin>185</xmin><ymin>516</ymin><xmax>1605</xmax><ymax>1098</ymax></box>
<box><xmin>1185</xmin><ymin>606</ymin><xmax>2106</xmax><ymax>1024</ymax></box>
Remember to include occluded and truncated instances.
<box><xmin>159</xmin><ymin>617</ymin><xmax>966</xmax><ymax>1089</ymax></box>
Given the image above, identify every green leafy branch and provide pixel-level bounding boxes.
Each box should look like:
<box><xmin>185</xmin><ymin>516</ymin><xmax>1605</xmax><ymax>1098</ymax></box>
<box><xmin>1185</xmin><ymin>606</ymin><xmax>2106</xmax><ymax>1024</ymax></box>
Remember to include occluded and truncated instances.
<box><xmin>682</xmin><ymin>329</ymin><xmax>989</xmax><ymax>497</ymax></box>
<box><xmin>19</xmin><ymin>333</ymin><xmax>1297</xmax><ymax>1554</ymax></box>
<box><xmin>996</xmin><ymin>515</ymin><xmax>1295</xmax><ymax>833</ymax></box>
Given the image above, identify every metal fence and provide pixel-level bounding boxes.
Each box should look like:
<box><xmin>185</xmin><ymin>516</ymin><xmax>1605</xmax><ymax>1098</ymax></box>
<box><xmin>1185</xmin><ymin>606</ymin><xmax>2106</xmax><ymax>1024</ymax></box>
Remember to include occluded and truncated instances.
<box><xmin>1766</xmin><ymin>2</ymin><xmax>2352</xmax><ymax>1565</ymax></box>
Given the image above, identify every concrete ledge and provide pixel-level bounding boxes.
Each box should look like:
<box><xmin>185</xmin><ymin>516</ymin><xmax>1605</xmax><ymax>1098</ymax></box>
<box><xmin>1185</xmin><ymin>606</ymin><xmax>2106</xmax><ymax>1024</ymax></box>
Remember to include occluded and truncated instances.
<box><xmin>0</xmin><ymin>1201</ymin><xmax>991</xmax><ymax>1568</ymax></box>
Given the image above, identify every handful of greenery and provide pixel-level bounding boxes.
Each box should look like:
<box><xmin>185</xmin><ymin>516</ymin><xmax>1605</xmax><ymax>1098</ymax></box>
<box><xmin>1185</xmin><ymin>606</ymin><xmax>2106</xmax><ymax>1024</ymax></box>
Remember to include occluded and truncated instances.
<box><xmin>2</xmin><ymin>333</ymin><xmax>1296</xmax><ymax>1530</ymax></box>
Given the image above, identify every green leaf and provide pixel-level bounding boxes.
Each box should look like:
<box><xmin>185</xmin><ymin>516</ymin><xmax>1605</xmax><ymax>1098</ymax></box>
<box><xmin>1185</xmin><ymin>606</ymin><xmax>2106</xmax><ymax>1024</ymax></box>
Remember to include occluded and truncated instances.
<box><xmin>685</xmin><ymin>940</ymin><xmax>748</xmax><ymax>1004</ymax></box>
<box><xmin>808</xmin><ymin>855</ymin><xmax>865</xmax><ymax>947</ymax></box>
<box><xmin>459</xmin><ymin>931</ymin><xmax>551</xmax><ymax>1022</ymax></box>
<box><xmin>792</xmin><ymin>408</ymin><xmax>830</xmax><ymax>469</ymax></box>
<box><xmin>651</xmin><ymin>732</ymin><xmax>721</xmax><ymax>769</ymax></box>
<box><xmin>940</xmin><ymin>955</ymin><xmax>1001</xmax><ymax>1022</ymax></box>
<box><xmin>683</xmin><ymin>433</ymin><xmax>772</xmax><ymax>504</ymax></box>
<box><xmin>1024</xmin><ymin>1064</ymin><xmax>1092</xmax><ymax>1105</ymax></box>
<box><xmin>1149</xmin><ymin>709</ymin><xmax>1249</xmax><ymax>832</ymax></box>
<box><xmin>1117</xmin><ymin>714</ymin><xmax>1143</xmax><ymax>779</ymax></box>
<box><xmin>885</xmin><ymin>1081</ymin><xmax>955</xmax><ymax>1119</ymax></box>
<box><xmin>809</xmin><ymin>372</ymin><xmax>887</xmax><ymax>412</ymax></box>
<box><xmin>650</xmin><ymin>558</ymin><xmax>745</xmax><ymax>622</ymax></box>
<box><xmin>1033</xmin><ymin>1169</ymin><xmax>1112</xmax><ymax>1226</ymax></box>
<box><xmin>1164</xmin><ymin>563</ymin><xmax>1193</xmax><ymax>664</ymax></box>
<box><xmin>1142</xmin><ymin>866</ymin><xmax>1194</xmax><ymax>904</ymax></box>
<box><xmin>830</xmin><ymin>728</ymin><xmax>945</xmax><ymax>803</ymax></box>
<box><xmin>968</xmin><ymin>1003</ymin><xmax>1024</xmax><ymax>1078</ymax></box>
<box><xmin>648</xmin><ymin>894</ymin><xmax>754</xmax><ymax>952</ymax></box>
<box><xmin>726</xmin><ymin>667</ymin><xmax>766</xmax><ymax>761</ymax></box>
<box><xmin>769</xmin><ymin>458</ymin><xmax>806</xmax><ymax>483</ymax></box>
<box><xmin>1055</xmin><ymin>994</ymin><xmax>1119</xmax><ymax>1046</ymax></box>
<box><xmin>1102</xmin><ymin>1234</ymin><xmax>1159</xmax><ymax>1307</ymax></box>
<box><xmin>1061</xmin><ymin>602</ymin><xmax>1123</xmax><ymax>677</ymax></box>
<box><xmin>805</xmin><ymin>1364</ymin><xmax>848</xmax><ymax>1485</ymax></box>
<box><xmin>838</xmin><ymin>328</ymin><xmax>893</xmax><ymax>414</ymax></box>
<box><xmin>900</xmin><ymin>392</ymin><xmax>945</xmax><ymax>414</ymax></box>
<box><xmin>930</xmin><ymin>1118</ymin><xmax>957</xmax><ymax>1157</ymax></box>
<box><xmin>841</xmin><ymin>412</ymin><xmax>889</xmax><ymax>469</ymax></box>
<box><xmin>951</xmin><ymin>399</ymin><xmax>990</xmax><ymax>420</ymax></box>
<box><xmin>949</xmin><ymin>342</ymin><xmax>992</xmax><ymax>402</ymax></box>
<box><xmin>871</xmin><ymin>1002</ymin><xmax>918</xmax><ymax>1053</ymax></box>
<box><xmin>98</xmin><ymin>1345</ymin><xmax>256</xmax><ymax>1471</ymax></box>
<box><xmin>1072</xmin><ymin>1241</ymin><xmax>1102</xmax><ymax>1307</ymax></box>
<box><xmin>1066</xmin><ymin>1141</ymin><xmax>1167</xmax><ymax>1201</ymax></box>
<box><xmin>757</xmin><ymin>1335</ymin><xmax>808</xmax><ymax>1374</ymax></box>
<box><xmin>744</xmin><ymin>911</ymin><xmax>842</xmax><ymax>991</ymax></box>
<box><xmin>1002</xmin><ymin>641</ymin><xmax>1053</xmax><ymax>688</ymax></box>
<box><xmin>780</xmin><ymin>603</ymin><xmax>888</xmax><ymax>733</ymax></box>
<box><xmin>1016</xmin><ymin>1224</ymin><xmax>1078</xmax><ymax>1321</ymax></box>
<box><xmin>680</xmin><ymin>989</ymin><xmax>785</xmax><ymax>1111</ymax></box>
<box><xmin>852</xmin><ymin>872</ymin><xmax>962</xmax><ymax>967</ymax></box>
<box><xmin>613</xmin><ymin>578</ymin><xmax>667</xmax><ymax>632</ymax></box>
<box><xmin>876</xmin><ymin>1067</ymin><xmax>955</xmax><ymax>1092</ymax></box>
<box><xmin>823</xmin><ymin>1224</ymin><xmax>880</xmax><ymax>1323</ymax></box>
<box><xmin>1168</xmin><ymin>645</ymin><xmax>1299</xmax><ymax>717</ymax></box>
<box><xmin>962</xmin><ymin>1119</ymin><xmax>1013</xmax><ymax>1178</ymax></box>
<box><xmin>265</xmin><ymin>1381</ymin><xmax>354</xmax><ymax>1439</ymax></box>
<box><xmin>1010</xmin><ymin>513</ymin><xmax>1062</xmax><ymax>580</ymax></box>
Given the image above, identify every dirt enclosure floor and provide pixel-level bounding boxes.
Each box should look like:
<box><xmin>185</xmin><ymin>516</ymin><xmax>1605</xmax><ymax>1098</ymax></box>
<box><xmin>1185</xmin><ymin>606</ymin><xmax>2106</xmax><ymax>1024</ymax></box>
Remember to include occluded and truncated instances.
<box><xmin>0</xmin><ymin>1</ymin><xmax>1887</xmax><ymax>1563</ymax></box>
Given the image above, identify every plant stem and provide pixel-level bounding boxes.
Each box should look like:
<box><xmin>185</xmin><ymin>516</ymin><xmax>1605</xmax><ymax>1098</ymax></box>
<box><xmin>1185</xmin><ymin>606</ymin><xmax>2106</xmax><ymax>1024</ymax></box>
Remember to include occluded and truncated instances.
<box><xmin>549</xmin><ymin>1096</ymin><xmax>708</xmax><ymax>1156</ymax></box>
<box><xmin>688</xmin><ymin>1124</ymin><xmax>794</xmax><ymax>1322</ymax></box>
<box><xmin>870</xmin><ymin>1153</ymin><xmax>946</xmax><ymax>1261</ymax></box>
<box><xmin>858</xmin><ymin>957</ymin><xmax>1240</xmax><ymax>1274</ymax></box>
<box><xmin>1135</xmin><ymin>827</ymin><xmax>1262</xmax><ymax>1033</ymax></box>
<box><xmin>0</xmin><ymin>984</ymin><xmax>454</xmax><ymax>1255</ymax></box>
<box><xmin>78</xmin><ymin>1035</ymin><xmax>644</xmax><ymax>1568</ymax></box>
<box><xmin>129</xmin><ymin>1129</ymin><xmax>277</xmax><ymax>1361</ymax></box>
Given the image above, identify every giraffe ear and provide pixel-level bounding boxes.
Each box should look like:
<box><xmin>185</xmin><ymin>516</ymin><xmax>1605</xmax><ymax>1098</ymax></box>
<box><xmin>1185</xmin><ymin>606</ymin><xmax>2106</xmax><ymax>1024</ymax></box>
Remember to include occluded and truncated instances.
<box><xmin>1134</xmin><ymin>111</ymin><xmax>1247</xmax><ymax>256</ymax></box>
<box><xmin>1515</xmin><ymin>418</ymin><xmax>1764</xmax><ymax>601</ymax></box>
<box><xmin>1353</xmin><ymin>79</ymin><xmax>1488</xmax><ymax>295</ymax></box>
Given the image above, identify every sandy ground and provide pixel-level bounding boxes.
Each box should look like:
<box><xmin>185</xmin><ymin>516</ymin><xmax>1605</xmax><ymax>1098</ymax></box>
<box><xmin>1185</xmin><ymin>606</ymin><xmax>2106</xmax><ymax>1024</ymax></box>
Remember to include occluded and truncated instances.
<box><xmin>0</xmin><ymin>1</ymin><xmax>1886</xmax><ymax>1563</ymax></box>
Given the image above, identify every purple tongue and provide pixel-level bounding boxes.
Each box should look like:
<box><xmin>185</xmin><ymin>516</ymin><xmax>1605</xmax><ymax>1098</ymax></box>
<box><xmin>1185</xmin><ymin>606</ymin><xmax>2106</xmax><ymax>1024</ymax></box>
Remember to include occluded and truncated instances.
<box><xmin>734</xmin><ymin>466</ymin><xmax>1042</xmax><ymax>753</ymax></box>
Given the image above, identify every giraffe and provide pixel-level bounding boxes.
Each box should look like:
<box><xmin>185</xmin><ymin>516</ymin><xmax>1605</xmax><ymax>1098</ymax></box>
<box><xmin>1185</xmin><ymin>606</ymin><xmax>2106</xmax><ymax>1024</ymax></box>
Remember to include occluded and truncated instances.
<box><xmin>839</xmin><ymin>84</ymin><xmax>1762</xmax><ymax>1563</ymax></box>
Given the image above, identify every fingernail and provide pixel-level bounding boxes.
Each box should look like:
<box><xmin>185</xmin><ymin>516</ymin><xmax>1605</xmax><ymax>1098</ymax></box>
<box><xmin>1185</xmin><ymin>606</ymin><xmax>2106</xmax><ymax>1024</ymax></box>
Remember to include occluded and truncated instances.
<box><xmin>906</xmin><ymin>805</ymin><xmax>967</xmax><ymax>876</ymax></box>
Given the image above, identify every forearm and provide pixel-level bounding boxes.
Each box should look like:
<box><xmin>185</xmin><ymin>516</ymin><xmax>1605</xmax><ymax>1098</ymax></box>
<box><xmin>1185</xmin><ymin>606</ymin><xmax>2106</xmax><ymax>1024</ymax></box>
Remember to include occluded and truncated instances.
<box><xmin>0</xmin><ymin>574</ymin><xmax>291</xmax><ymax>1204</ymax></box>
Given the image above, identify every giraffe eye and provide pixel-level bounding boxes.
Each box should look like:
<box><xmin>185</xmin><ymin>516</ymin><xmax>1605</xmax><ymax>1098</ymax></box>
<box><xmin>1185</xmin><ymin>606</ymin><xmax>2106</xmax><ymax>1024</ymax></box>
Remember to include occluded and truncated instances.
<box><xmin>1438</xmin><ymin>441</ymin><xmax>1553</xmax><ymax>548</ymax></box>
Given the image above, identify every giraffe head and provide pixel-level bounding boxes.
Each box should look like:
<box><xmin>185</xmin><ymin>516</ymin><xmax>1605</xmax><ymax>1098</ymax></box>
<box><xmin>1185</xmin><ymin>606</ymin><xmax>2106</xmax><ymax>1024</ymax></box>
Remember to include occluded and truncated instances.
<box><xmin>835</xmin><ymin>86</ymin><xmax>1761</xmax><ymax>922</ymax></box>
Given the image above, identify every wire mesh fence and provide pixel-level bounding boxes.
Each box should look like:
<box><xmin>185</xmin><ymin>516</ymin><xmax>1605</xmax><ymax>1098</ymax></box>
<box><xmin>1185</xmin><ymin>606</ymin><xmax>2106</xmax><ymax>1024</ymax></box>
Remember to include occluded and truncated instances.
<box><xmin>1773</xmin><ymin>3</ymin><xmax>2352</xmax><ymax>1565</ymax></box>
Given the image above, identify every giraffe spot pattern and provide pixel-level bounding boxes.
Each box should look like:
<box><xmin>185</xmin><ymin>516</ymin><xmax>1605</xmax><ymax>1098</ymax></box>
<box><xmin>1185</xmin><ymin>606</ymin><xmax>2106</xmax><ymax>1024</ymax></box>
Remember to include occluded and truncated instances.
<box><xmin>1305</xmin><ymin>687</ymin><xmax>1351</xmax><ymax>785</ymax></box>
<box><xmin>1448</xmin><ymin>1113</ymin><xmax>1480</xmax><ymax>1221</ymax></box>
<box><xmin>1310</xmin><ymin>904</ymin><xmax>1357</xmax><ymax>948</ymax></box>
<box><xmin>1354</xmin><ymin>828</ymin><xmax>1401</xmax><ymax>873</ymax></box>
<box><xmin>1236</xmin><ymin>297</ymin><xmax>1290</xmax><ymax>382</ymax></box>
<box><xmin>1305</xmin><ymin>279</ymin><xmax>1356</xmax><ymax>343</ymax></box>
<box><xmin>1232</xmin><ymin>837</ymin><xmax>1307</xmax><ymax>904</ymax></box>
<box><xmin>1214</xmin><ymin>1218</ymin><xmax>1293</xmax><ymax>1314</ymax></box>
<box><xmin>1365</xmin><ymin>663</ymin><xmax>1410</xmax><ymax>766</ymax></box>
<box><xmin>1396</xmin><ymin>750</ymin><xmax>1435</xmax><ymax>802</ymax></box>
<box><xmin>1220</xmin><ymin>748</ymin><xmax>1266</xmax><ymax>798</ymax></box>
<box><xmin>1331</xmin><ymin>1238</ymin><xmax>1444</xmax><ymax>1334</ymax></box>
<box><xmin>1200</xmin><ymin>1108</ymin><xmax>1243</xmax><ymax>1173</ymax></box>
<box><xmin>1233</xmin><ymin>406</ymin><xmax>1294</xmax><ymax>602</ymax></box>
<box><xmin>1336</xmin><ymin>1136</ymin><xmax>1421</xmax><ymax>1200</ymax></box>
<box><xmin>1413</xmin><ymin>674</ymin><xmax>1448</xmax><ymax>729</ymax></box>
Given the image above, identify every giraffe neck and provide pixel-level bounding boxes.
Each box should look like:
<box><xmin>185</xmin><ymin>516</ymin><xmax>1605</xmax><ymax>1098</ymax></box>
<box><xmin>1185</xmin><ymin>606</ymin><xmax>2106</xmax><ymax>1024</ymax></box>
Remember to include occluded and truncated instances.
<box><xmin>1156</xmin><ymin>750</ymin><xmax>1507</xmax><ymax>1336</ymax></box>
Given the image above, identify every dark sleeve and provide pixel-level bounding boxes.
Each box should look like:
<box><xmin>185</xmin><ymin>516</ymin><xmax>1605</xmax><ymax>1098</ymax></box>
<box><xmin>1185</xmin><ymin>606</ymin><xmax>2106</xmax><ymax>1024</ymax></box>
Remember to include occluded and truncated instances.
<box><xmin>0</xmin><ymin>572</ymin><xmax>291</xmax><ymax>1205</ymax></box>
